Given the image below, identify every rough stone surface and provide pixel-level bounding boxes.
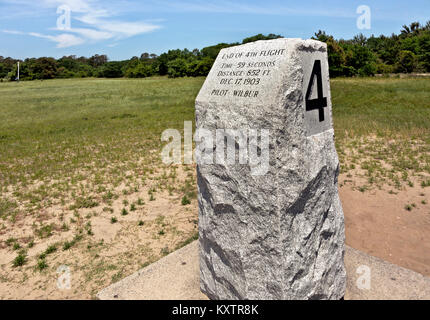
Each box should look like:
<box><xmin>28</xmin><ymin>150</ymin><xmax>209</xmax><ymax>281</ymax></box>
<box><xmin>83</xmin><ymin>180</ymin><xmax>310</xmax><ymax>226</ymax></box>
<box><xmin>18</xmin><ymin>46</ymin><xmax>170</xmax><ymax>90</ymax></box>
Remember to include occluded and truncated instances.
<box><xmin>195</xmin><ymin>38</ymin><xmax>346</xmax><ymax>300</ymax></box>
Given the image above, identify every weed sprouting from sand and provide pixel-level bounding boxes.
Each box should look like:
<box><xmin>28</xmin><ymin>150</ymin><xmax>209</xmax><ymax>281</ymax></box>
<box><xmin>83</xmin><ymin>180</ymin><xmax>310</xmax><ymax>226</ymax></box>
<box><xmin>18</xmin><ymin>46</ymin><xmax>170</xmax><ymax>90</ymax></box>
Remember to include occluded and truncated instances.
<box><xmin>12</xmin><ymin>251</ymin><xmax>27</xmax><ymax>267</ymax></box>
<box><xmin>181</xmin><ymin>195</ymin><xmax>191</xmax><ymax>206</ymax></box>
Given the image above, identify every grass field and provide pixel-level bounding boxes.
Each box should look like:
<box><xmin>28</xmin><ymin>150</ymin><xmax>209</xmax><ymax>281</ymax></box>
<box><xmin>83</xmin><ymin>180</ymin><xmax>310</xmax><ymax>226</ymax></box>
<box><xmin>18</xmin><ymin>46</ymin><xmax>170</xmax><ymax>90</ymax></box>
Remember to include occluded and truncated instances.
<box><xmin>0</xmin><ymin>76</ymin><xmax>429</xmax><ymax>298</ymax></box>
<box><xmin>332</xmin><ymin>78</ymin><xmax>430</xmax><ymax>191</ymax></box>
<box><xmin>0</xmin><ymin>77</ymin><xmax>201</xmax><ymax>298</ymax></box>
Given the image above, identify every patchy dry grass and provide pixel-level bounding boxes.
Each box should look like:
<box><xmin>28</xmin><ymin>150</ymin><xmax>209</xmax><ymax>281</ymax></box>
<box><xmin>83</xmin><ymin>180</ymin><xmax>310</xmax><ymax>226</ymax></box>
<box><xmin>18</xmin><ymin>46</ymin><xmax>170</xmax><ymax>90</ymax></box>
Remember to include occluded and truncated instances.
<box><xmin>0</xmin><ymin>77</ymin><xmax>200</xmax><ymax>299</ymax></box>
<box><xmin>333</xmin><ymin>77</ymin><xmax>430</xmax><ymax>192</ymax></box>
<box><xmin>0</xmin><ymin>76</ymin><xmax>429</xmax><ymax>298</ymax></box>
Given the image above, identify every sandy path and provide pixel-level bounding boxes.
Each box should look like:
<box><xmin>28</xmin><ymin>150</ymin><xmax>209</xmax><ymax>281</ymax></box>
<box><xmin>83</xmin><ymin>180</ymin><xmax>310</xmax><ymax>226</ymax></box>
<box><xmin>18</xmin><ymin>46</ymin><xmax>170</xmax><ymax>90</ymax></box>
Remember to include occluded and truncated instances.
<box><xmin>340</xmin><ymin>179</ymin><xmax>430</xmax><ymax>277</ymax></box>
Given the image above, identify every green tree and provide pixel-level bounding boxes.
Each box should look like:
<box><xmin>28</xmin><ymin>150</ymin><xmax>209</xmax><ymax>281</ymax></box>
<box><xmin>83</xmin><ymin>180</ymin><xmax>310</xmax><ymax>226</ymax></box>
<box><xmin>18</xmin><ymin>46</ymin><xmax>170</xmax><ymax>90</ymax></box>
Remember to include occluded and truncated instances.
<box><xmin>313</xmin><ymin>31</ymin><xmax>346</xmax><ymax>77</ymax></box>
<box><xmin>89</xmin><ymin>54</ymin><xmax>108</xmax><ymax>67</ymax></box>
<box><xmin>417</xmin><ymin>31</ymin><xmax>430</xmax><ymax>71</ymax></box>
<box><xmin>345</xmin><ymin>45</ymin><xmax>377</xmax><ymax>76</ymax></box>
<box><xmin>167</xmin><ymin>58</ymin><xmax>188</xmax><ymax>78</ymax></box>
<box><xmin>125</xmin><ymin>62</ymin><xmax>154</xmax><ymax>78</ymax></box>
<box><xmin>242</xmin><ymin>33</ymin><xmax>282</xmax><ymax>44</ymax></box>
<box><xmin>0</xmin><ymin>63</ymin><xmax>6</xmax><ymax>78</ymax></box>
<box><xmin>32</xmin><ymin>58</ymin><xmax>58</xmax><ymax>79</ymax></box>
<box><xmin>396</xmin><ymin>50</ymin><xmax>417</xmax><ymax>73</ymax></box>
<box><xmin>187</xmin><ymin>57</ymin><xmax>214</xmax><ymax>77</ymax></box>
<box><xmin>201</xmin><ymin>43</ymin><xmax>236</xmax><ymax>60</ymax></box>
<box><xmin>98</xmin><ymin>61</ymin><xmax>124</xmax><ymax>78</ymax></box>
<box><xmin>2</xmin><ymin>22</ymin><xmax>429</xmax><ymax>80</ymax></box>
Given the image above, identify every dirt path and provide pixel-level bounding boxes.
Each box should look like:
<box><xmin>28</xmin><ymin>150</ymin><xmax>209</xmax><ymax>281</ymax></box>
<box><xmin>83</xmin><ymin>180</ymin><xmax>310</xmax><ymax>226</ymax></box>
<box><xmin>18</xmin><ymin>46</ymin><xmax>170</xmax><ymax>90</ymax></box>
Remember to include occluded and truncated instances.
<box><xmin>340</xmin><ymin>176</ymin><xmax>430</xmax><ymax>277</ymax></box>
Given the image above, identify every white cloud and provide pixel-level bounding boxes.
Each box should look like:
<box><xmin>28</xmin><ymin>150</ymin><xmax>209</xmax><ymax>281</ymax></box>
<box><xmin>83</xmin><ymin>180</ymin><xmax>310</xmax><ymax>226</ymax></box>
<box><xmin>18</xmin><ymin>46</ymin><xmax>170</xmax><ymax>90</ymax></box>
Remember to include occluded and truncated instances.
<box><xmin>75</xmin><ymin>12</ymin><xmax>161</xmax><ymax>39</ymax></box>
<box><xmin>59</xmin><ymin>28</ymin><xmax>113</xmax><ymax>41</ymax></box>
<box><xmin>1</xmin><ymin>0</ymin><xmax>161</xmax><ymax>48</ymax></box>
<box><xmin>29</xmin><ymin>32</ymin><xmax>85</xmax><ymax>48</ymax></box>
<box><xmin>3</xmin><ymin>29</ymin><xmax>85</xmax><ymax>48</ymax></box>
<box><xmin>2</xmin><ymin>30</ymin><xmax>26</xmax><ymax>35</ymax></box>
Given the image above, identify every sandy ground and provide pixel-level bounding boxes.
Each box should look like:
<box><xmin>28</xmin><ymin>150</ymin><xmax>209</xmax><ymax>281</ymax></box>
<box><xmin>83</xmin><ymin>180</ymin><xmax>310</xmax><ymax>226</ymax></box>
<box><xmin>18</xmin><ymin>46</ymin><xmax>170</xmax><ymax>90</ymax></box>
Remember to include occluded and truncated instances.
<box><xmin>0</xmin><ymin>168</ymin><xmax>429</xmax><ymax>299</ymax></box>
<box><xmin>0</xmin><ymin>165</ymin><xmax>199</xmax><ymax>300</ymax></box>
<box><xmin>340</xmin><ymin>174</ymin><xmax>430</xmax><ymax>277</ymax></box>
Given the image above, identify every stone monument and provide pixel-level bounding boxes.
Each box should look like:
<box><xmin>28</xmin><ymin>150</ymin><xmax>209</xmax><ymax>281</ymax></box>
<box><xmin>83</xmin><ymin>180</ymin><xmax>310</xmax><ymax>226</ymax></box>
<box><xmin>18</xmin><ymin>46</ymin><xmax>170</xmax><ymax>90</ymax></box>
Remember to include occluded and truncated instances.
<box><xmin>195</xmin><ymin>38</ymin><xmax>346</xmax><ymax>300</ymax></box>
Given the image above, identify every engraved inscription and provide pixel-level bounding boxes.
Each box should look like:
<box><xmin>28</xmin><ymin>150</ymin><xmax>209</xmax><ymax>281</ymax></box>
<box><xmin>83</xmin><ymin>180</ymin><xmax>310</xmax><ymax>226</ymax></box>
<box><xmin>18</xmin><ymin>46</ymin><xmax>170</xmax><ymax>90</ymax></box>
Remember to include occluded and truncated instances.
<box><xmin>209</xmin><ymin>48</ymin><xmax>287</xmax><ymax>99</ymax></box>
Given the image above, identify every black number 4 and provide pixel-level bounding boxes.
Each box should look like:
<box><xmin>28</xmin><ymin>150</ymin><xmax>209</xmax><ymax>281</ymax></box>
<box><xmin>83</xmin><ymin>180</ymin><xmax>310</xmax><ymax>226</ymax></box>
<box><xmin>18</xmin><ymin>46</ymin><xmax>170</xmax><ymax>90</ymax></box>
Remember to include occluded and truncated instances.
<box><xmin>305</xmin><ymin>60</ymin><xmax>327</xmax><ymax>122</ymax></box>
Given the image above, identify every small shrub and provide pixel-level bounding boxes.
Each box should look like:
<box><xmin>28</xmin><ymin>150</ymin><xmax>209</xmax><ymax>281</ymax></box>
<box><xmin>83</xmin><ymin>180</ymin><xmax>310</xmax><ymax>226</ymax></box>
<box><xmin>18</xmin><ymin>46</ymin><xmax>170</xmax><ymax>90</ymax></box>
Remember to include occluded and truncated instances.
<box><xmin>5</xmin><ymin>238</ymin><xmax>16</xmax><ymax>246</ymax></box>
<box><xmin>45</xmin><ymin>244</ymin><xmax>57</xmax><ymax>254</ymax></box>
<box><xmin>121</xmin><ymin>208</ymin><xmax>128</xmax><ymax>216</ymax></box>
<box><xmin>63</xmin><ymin>241</ymin><xmax>73</xmax><ymax>251</ymax></box>
<box><xmin>358</xmin><ymin>186</ymin><xmax>367</xmax><ymax>193</ymax></box>
<box><xmin>70</xmin><ymin>197</ymin><xmax>99</xmax><ymax>210</ymax></box>
<box><xmin>62</xmin><ymin>234</ymin><xmax>82</xmax><ymax>251</ymax></box>
<box><xmin>181</xmin><ymin>195</ymin><xmax>191</xmax><ymax>206</ymax></box>
<box><xmin>36</xmin><ymin>224</ymin><xmax>53</xmax><ymax>238</ymax></box>
<box><xmin>111</xmin><ymin>217</ymin><xmax>118</xmax><ymax>224</ymax></box>
<box><xmin>85</xmin><ymin>222</ymin><xmax>93</xmax><ymax>235</ymax></box>
<box><xmin>13</xmin><ymin>252</ymin><xmax>27</xmax><ymax>267</ymax></box>
<box><xmin>36</xmin><ymin>259</ymin><xmax>48</xmax><ymax>271</ymax></box>
<box><xmin>103</xmin><ymin>190</ymin><xmax>115</xmax><ymax>201</ymax></box>
<box><xmin>421</xmin><ymin>180</ymin><xmax>430</xmax><ymax>188</ymax></box>
<box><xmin>405</xmin><ymin>204</ymin><xmax>413</xmax><ymax>211</ymax></box>
<box><xmin>27</xmin><ymin>240</ymin><xmax>35</xmax><ymax>248</ymax></box>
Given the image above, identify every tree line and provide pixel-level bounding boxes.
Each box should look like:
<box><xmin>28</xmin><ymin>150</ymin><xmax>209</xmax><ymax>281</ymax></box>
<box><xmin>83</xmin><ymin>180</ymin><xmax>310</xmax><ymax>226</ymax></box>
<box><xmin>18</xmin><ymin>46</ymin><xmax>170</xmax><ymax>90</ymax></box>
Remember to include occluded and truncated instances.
<box><xmin>1</xmin><ymin>21</ymin><xmax>429</xmax><ymax>81</ymax></box>
<box><xmin>314</xmin><ymin>21</ymin><xmax>430</xmax><ymax>77</ymax></box>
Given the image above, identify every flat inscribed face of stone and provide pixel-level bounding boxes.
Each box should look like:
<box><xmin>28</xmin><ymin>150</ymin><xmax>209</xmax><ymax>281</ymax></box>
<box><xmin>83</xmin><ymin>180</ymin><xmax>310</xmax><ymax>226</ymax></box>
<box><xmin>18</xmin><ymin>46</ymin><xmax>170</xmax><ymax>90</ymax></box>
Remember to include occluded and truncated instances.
<box><xmin>196</xmin><ymin>38</ymin><xmax>333</xmax><ymax>137</ymax></box>
<box><xmin>196</xmin><ymin>43</ymin><xmax>291</xmax><ymax>106</ymax></box>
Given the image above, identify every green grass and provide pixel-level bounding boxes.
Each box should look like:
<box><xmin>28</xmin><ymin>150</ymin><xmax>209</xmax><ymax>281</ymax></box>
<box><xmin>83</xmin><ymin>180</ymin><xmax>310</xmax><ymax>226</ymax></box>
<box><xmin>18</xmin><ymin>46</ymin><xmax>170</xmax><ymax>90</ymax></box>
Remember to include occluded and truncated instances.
<box><xmin>0</xmin><ymin>77</ymin><xmax>200</xmax><ymax>215</ymax></box>
<box><xmin>332</xmin><ymin>77</ymin><xmax>430</xmax><ymax>190</ymax></box>
<box><xmin>12</xmin><ymin>251</ymin><xmax>27</xmax><ymax>267</ymax></box>
<box><xmin>181</xmin><ymin>195</ymin><xmax>191</xmax><ymax>206</ymax></box>
<box><xmin>62</xmin><ymin>233</ymin><xmax>83</xmax><ymax>251</ymax></box>
<box><xmin>44</xmin><ymin>244</ymin><xmax>57</xmax><ymax>254</ymax></box>
<box><xmin>36</xmin><ymin>224</ymin><xmax>53</xmax><ymax>239</ymax></box>
<box><xmin>36</xmin><ymin>258</ymin><xmax>48</xmax><ymax>271</ymax></box>
<box><xmin>0</xmin><ymin>76</ymin><xmax>429</xmax><ymax>215</ymax></box>
<box><xmin>332</xmin><ymin>77</ymin><xmax>430</xmax><ymax>138</ymax></box>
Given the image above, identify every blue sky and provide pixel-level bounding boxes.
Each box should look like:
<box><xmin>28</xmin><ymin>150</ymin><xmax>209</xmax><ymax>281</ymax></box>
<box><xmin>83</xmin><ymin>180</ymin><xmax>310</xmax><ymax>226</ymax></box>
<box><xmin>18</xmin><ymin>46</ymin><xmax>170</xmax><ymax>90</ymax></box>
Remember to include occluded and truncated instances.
<box><xmin>1</xmin><ymin>0</ymin><xmax>429</xmax><ymax>60</ymax></box>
